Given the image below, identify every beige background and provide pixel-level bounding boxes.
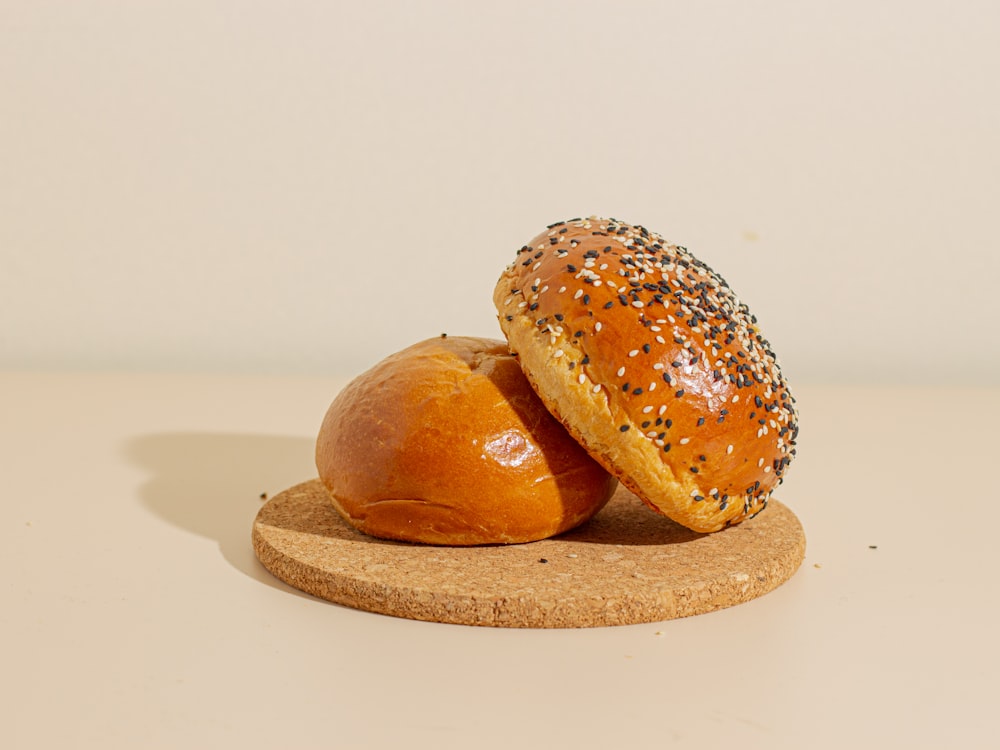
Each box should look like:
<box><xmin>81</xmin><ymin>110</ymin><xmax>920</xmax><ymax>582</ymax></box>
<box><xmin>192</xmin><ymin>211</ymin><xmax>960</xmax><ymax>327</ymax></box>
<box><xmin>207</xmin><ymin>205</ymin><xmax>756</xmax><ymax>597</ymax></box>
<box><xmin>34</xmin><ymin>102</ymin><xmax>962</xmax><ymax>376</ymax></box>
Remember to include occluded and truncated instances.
<box><xmin>2</xmin><ymin>0</ymin><xmax>998</xmax><ymax>384</ymax></box>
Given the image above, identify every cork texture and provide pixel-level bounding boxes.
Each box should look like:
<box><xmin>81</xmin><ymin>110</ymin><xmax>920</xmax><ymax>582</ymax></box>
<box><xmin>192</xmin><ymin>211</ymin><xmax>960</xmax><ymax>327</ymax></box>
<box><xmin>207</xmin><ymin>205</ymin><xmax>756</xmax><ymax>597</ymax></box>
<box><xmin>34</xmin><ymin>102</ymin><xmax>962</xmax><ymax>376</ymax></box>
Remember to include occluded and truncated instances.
<box><xmin>252</xmin><ymin>479</ymin><xmax>805</xmax><ymax>628</ymax></box>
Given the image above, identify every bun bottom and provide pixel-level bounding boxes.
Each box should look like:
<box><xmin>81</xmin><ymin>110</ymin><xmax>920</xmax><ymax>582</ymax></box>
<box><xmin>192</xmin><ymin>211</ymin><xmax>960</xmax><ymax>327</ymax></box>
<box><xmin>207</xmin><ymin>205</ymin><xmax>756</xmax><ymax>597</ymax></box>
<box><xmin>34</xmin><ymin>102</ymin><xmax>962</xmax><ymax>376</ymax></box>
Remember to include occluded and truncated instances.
<box><xmin>315</xmin><ymin>336</ymin><xmax>617</xmax><ymax>545</ymax></box>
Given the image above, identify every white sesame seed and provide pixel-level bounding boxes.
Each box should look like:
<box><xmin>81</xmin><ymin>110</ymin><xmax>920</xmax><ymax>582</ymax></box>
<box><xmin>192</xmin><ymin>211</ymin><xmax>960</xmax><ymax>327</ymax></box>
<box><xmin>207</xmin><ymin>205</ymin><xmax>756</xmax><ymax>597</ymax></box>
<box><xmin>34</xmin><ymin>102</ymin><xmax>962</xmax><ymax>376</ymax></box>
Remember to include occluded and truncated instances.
<box><xmin>653</xmin><ymin>363</ymin><xmax>664</xmax><ymax>370</ymax></box>
<box><xmin>578</xmin><ymin>373</ymin><xmax>586</xmax><ymax>384</ymax></box>
<box><xmin>679</xmin><ymin>437</ymin><xmax>690</xmax><ymax>445</ymax></box>
<box><xmin>558</xmin><ymin>286</ymin><xmax>567</xmax><ymax>293</ymax></box>
<box><xmin>573</xmin><ymin>289</ymin><xmax>584</xmax><ymax>300</ymax></box>
<box><xmin>658</xmin><ymin>405</ymin><xmax>667</xmax><ymax>416</ymax></box>
<box><xmin>763</xmin><ymin>466</ymin><xmax>772</xmax><ymax>473</ymax></box>
<box><xmin>648</xmin><ymin>382</ymin><xmax>656</xmax><ymax>391</ymax></box>
<box><xmin>632</xmin><ymin>301</ymin><xmax>644</xmax><ymax>308</ymax></box>
<box><xmin>628</xmin><ymin>349</ymin><xmax>639</xmax><ymax>357</ymax></box>
<box><xmin>727</xmin><ymin>444</ymin><xmax>734</xmax><ymax>454</ymax></box>
<box><xmin>553</xmin><ymin>349</ymin><xmax>564</xmax><ymax>358</ymax></box>
<box><xmin>690</xmin><ymin>489</ymin><xmax>700</xmax><ymax>497</ymax></box>
<box><xmin>593</xmin><ymin>280</ymin><xmax>602</xmax><ymax>287</ymax></box>
<box><xmin>642</xmin><ymin>405</ymin><xmax>654</xmax><ymax>413</ymax></box>
<box><xmin>732</xmin><ymin>395</ymin><xmax>739</xmax><ymax>403</ymax></box>
<box><xmin>595</xmin><ymin>322</ymin><xmax>603</xmax><ymax>332</ymax></box>
<box><xmin>757</xmin><ymin>458</ymin><xmax>765</xmax><ymax>467</ymax></box>
<box><xmin>533</xmin><ymin>261</ymin><xmax>542</xmax><ymax>271</ymax></box>
<box><xmin>617</xmin><ymin>366</ymin><xmax>626</xmax><ymax>377</ymax></box>
<box><xmin>592</xmin><ymin>384</ymin><xmax>602</xmax><ymax>393</ymax></box>
<box><xmin>650</xmin><ymin>326</ymin><xmax>661</xmax><ymax>332</ymax></box>
<box><xmin>655</xmin><ymin>336</ymin><xmax>666</xmax><ymax>345</ymax></box>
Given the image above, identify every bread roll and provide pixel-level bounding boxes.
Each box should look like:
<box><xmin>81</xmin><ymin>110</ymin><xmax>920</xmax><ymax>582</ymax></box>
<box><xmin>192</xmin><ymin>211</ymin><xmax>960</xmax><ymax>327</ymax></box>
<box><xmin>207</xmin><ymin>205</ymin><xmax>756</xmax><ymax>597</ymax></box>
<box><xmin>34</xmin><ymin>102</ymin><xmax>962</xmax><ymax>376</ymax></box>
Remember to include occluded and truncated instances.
<box><xmin>316</xmin><ymin>336</ymin><xmax>617</xmax><ymax>545</ymax></box>
<box><xmin>494</xmin><ymin>217</ymin><xmax>799</xmax><ymax>533</ymax></box>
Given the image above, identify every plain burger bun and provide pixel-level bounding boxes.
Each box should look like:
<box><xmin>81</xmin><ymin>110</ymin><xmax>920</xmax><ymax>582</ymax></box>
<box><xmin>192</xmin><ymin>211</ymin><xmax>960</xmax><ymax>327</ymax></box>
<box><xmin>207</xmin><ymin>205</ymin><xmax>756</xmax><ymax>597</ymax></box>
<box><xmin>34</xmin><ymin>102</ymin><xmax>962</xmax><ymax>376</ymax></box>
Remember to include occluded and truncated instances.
<box><xmin>316</xmin><ymin>335</ymin><xmax>617</xmax><ymax>545</ymax></box>
<box><xmin>494</xmin><ymin>217</ymin><xmax>799</xmax><ymax>533</ymax></box>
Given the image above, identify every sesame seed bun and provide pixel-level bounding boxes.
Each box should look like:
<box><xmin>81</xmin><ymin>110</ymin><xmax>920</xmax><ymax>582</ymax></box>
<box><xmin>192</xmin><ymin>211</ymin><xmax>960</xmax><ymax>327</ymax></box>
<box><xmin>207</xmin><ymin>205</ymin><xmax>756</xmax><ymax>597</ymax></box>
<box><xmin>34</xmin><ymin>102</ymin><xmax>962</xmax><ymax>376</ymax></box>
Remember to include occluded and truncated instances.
<box><xmin>494</xmin><ymin>217</ymin><xmax>798</xmax><ymax>533</ymax></box>
<box><xmin>316</xmin><ymin>335</ymin><xmax>617</xmax><ymax>545</ymax></box>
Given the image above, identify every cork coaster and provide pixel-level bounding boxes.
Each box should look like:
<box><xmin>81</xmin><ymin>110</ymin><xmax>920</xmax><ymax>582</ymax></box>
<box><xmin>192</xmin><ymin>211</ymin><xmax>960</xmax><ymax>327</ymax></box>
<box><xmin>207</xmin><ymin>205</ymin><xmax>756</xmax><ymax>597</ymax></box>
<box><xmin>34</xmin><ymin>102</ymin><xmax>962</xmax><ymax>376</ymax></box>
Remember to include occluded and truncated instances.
<box><xmin>252</xmin><ymin>479</ymin><xmax>805</xmax><ymax>628</ymax></box>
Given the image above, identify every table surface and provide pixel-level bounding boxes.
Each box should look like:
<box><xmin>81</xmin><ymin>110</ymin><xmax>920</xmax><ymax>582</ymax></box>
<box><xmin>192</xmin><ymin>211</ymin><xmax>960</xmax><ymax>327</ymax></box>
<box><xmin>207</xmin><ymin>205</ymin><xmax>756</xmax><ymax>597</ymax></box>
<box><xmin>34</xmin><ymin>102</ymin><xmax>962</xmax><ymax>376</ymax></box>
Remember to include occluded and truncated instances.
<box><xmin>3</xmin><ymin>371</ymin><xmax>998</xmax><ymax>749</ymax></box>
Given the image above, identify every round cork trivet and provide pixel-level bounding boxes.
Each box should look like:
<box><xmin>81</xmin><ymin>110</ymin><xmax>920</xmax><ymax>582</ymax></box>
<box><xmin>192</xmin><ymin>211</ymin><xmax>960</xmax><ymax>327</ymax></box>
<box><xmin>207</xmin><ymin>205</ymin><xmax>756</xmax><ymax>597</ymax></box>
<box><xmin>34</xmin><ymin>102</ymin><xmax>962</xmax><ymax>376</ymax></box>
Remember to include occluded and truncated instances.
<box><xmin>252</xmin><ymin>479</ymin><xmax>805</xmax><ymax>628</ymax></box>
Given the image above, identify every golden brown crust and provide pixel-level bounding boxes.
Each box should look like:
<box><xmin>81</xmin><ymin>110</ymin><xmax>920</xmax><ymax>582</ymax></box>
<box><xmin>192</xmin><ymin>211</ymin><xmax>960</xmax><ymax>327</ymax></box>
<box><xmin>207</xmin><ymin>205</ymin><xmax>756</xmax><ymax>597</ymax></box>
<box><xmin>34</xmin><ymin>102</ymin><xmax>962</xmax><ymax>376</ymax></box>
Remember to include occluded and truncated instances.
<box><xmin>315</xmin><ymin>336</ymin><xmax>617</xmax><ymax>545</ymax></box>
<box><xmin>494</xmin><ymin>217</ymin><xmax>798</xmax><ymax>533</ymax></box>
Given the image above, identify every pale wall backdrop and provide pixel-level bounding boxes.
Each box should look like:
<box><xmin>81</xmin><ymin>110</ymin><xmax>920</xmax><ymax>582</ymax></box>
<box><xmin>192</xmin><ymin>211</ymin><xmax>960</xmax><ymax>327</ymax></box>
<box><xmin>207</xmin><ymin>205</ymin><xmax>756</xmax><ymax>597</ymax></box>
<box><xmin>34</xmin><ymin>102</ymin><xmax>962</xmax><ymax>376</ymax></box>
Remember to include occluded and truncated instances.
<box><xmin>2</xmin><ymin>0</ymin><xmax>998</xmax><ymax>385</ymax></box>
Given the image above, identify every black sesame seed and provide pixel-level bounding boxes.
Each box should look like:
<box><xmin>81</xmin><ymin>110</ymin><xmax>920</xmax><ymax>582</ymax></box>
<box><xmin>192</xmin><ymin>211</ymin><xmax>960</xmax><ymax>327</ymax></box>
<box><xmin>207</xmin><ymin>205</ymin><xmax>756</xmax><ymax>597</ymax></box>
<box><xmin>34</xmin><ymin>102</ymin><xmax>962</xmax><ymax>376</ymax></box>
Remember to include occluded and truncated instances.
<box><xmin>620</xmin><ymin>425</ymin><xmax>630</xmax><ymax>432</ymax></box>
<box><xmin>675</xmin><ymin>389</ymin><xmax>685</xmax><ymax>398</ymax></box>
<box><xmin>697</xmin><ymin>417</ymin><xmax>705</xmax><ymax>426</ymax></box>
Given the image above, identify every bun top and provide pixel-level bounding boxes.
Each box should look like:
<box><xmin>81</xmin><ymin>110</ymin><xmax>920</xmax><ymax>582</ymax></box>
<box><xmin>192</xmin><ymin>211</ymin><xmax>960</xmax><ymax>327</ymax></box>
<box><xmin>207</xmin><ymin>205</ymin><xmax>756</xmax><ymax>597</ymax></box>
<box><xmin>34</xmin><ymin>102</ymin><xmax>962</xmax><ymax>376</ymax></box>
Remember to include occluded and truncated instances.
<box><xmin>495</xmin><ymin>217</ymin><xmax>798</xmax><ymax>531</ymax></box>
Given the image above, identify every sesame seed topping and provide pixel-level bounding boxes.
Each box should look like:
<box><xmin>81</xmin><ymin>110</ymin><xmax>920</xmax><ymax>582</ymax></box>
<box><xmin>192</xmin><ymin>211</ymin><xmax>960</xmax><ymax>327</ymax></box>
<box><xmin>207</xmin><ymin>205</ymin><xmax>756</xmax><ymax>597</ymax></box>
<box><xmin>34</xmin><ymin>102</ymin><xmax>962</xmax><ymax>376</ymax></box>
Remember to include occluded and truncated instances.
<box><xmin>501</xmin><ymin>216</ymin><xmax>800</xmax><ymax>505</ymax></box>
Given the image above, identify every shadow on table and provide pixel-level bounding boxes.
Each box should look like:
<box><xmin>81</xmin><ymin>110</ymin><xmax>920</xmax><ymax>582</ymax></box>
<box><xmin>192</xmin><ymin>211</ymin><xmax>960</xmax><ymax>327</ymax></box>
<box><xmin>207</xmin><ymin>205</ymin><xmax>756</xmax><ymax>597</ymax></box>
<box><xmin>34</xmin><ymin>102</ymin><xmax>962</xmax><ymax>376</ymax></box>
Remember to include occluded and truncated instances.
<box><xmin>123</xmin><ymin>432</ymin><xmax>317</xmax><ymax>594</ymax></box>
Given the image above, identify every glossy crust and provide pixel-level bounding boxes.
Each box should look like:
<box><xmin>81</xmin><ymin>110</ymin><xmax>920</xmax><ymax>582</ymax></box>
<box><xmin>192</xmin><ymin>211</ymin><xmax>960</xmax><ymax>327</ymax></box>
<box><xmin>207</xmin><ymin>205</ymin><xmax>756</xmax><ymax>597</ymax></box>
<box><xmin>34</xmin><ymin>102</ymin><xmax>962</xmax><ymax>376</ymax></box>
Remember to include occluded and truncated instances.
<box><xmin>494</xmin><ymin>217</ymin><xmax>799</xmax><ymax>533</ymax></box>
<box><xmin>315</xmin><ymin>336</ymin><xmax>617</xmax><ymax>545</ymax></box>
